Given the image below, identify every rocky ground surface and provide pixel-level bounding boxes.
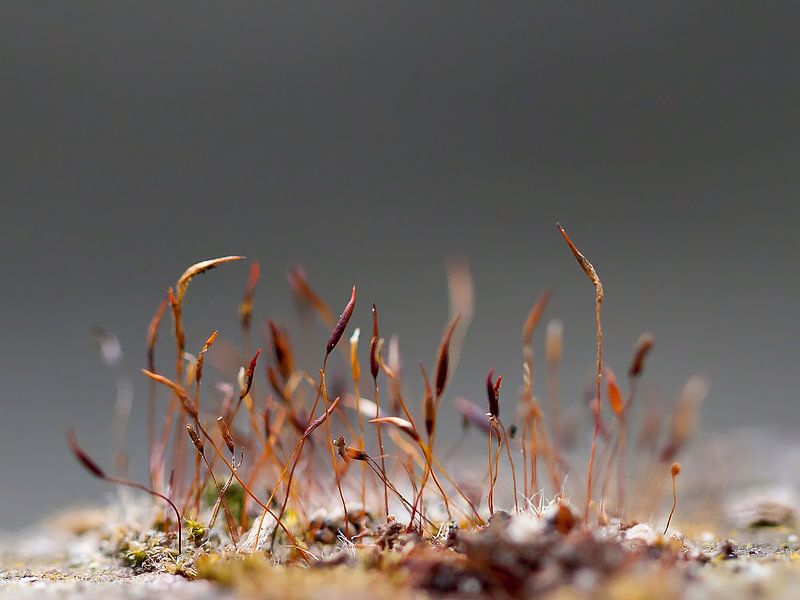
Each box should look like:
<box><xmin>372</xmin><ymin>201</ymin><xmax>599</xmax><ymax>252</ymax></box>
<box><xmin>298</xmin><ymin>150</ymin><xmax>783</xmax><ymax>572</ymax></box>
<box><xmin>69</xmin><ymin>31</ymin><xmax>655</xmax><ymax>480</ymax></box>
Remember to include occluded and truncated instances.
<box><xmin>4</xmin><ymin>501</ymin><xmax>800</xmax><ymax>599</ymax></box>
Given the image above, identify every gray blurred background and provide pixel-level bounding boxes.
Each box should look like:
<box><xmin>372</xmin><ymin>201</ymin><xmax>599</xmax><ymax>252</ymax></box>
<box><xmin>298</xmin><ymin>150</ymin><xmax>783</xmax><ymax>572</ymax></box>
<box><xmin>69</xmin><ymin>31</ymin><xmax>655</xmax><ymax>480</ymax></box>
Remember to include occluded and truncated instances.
<box><xmin>1</xmin><ymin>2</ymin><xmax>799</xmax><ymax>530</ymax></box>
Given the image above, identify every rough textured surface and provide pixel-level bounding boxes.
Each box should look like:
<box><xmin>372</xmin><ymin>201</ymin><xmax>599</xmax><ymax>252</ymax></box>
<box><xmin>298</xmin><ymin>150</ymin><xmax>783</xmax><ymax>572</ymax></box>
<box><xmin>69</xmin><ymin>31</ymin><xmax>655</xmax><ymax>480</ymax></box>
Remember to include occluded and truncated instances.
<box><xmin>5</xmin><ymin>504</ymin><xmax>800</xmax><ymax>599</ymax></box>
<box><xmin>0</xmin><ymin>568</ymin><xmax>225</xmax><ymax>600</ymax></box>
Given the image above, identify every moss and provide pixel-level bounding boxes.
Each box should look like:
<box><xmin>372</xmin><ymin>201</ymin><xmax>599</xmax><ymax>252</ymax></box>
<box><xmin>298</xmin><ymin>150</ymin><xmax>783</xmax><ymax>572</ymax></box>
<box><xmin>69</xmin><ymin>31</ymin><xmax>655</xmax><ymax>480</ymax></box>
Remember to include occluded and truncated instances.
<box><xmin>202</xmin><ymin>480</ymin><xmax>245</xmax><ymax>521</ymax></box>
<box><xmin>121</xmin><ymin>540</ymin><xmax>148</xmax><ymax>569</ymax></box>
<box><xmin>196</xmin><ymin>552</ymin><xmax>415</xmax><ymax>599</ymax></box>
<box><xmin>114</xmin><ymin>530</ymin><xmax>181</xmax><ymax>574</ymax></box>
<box><xmin>185</xmin><ymin>517</ymin><xmax>208</xmax><ymax>546</ymax></box>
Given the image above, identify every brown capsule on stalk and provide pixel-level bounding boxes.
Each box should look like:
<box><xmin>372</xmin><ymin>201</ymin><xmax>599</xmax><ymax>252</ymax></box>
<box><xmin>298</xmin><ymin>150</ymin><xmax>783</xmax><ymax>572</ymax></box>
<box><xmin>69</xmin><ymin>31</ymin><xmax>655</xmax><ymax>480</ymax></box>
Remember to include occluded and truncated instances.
<box><xmin>186</xmin><ymin>424</ymin><xmax>204</xmax><ymax>455</ymax></box>
<box><xmin>370</xmin><ymin>337</ymin><xmax>380</xmax><ymax>380</ymax></box>
<box><xmin>420</xmin><ymin>364</ymin><xmax>435</xmax><ymax>438</ymax></box>
<box><xmin>180</xmin><ymin>396</ymin><xmax>198</xmax><ymax>419</ymax></box>
<box><xmin>556</xmin><ymin>224</ymin><xmax>603</xmax><ymax>303</ymax></box>
<box><xmin>522</xmin><ymin>290</ymin><xmax>551</xmax><ymax>347</ymax></box>
<box><xmin>268</xmin><ymin>321</ymin><xmax>294</xmax><ymax>381</ymax></box>
<box><xmin>454</xmin><ymin>397</ymin><xmax>491</xmax><ymax>434</ymax></box>
<box><xmin>434</xmin><ymin>315</ymin><xmax>460</xmax><ymax>399</ymax></box>
<box><xmin>605</xmin><ymin>367</ymin><xmax>624</xmax><ymax>416</ymax></box>
<box><xmin>239</xmin><ymin>349</ymin><xmax>262</xmax><ymax>399</ymax></box>
<box><xmin>217</xmin><ymin>416</ymin><xmax>235</xmax><ymax>454</ymax></box>
<box><xmin>486</xmin><ymin>369</ymin><xmax>501</xmax><ymax>418</ymax></box>
<box><xmin>344</xmin><ymin>447</ymin><xmax>368</xmax><ymax>462</ymax></box>
<box><xmin>302</xmin><ymin>396</ymin><xmax>341</xmax><ymax>440</ymax></box>
<box><xmin>67</xmin><ymin>430</ymin><xmax>107</xmax><ymax>479</ymax></box>
<box><xmin>629</xmin><ymin>333</ymin><xmax>655</xmax><ymax>378</ymax></box>
<box><xmin>239</xmin><ymin>261</ymin><xmax>261</xmax><ymax>331</ymax></box>
<box><xmin>266</xmin><ymin>366</ymin><xmax>288</xmax><ymax>404</ymax></box>
<box><xmin>326</xmin><ymin>286</ymin><xmax>356</xmax><ymax>356</ymax></box>
<box><xmin>552</xmin><ymin>501</ymin><xmax>577</xmax><ymax>535</ymax></box>
<box><xmin>141</xmin><ymin>369</ymin><xmax>197</xmax><ymax>419</ymax></box>
<box><xmin>195</xmin><ymin>330</ymin><xmax>218</xmax><ymax>386</ymax></box>
<box><xmin>660</xmin><ymin>376</ymin><xmax>707</xmax><ymax>461</ymax></box>
<box><xmin>370</xmin><ymin>304</ymin><xmax>381</xmax><ymax>380</ymax></box>
<box><xmin>287</xmin><ymin>266</ymin><xmax>336</xmax><ymax>326</ymax></box>
<box><xmin>660</xmin><ymin>441</ymin><xmax>679</xmax><ymax>463</ymax></box>
<box><xmin>167</xmin><ymin>287</ymin><xmax>185</xmax><ymax>354</ymax></box>
<box><xmin>146</xmin><ymin>298</ymin><xmax>167</xmax><ymax>370</ymax></box>
<box><xmin>334</xmin><ymin>437</ymin><xmax>369</xmax><ymax>462</ymax></box>
<box><xmin>176</xmin><ymin>256</ymin><xmax>244</xmax><ymax>304</ymax></box>
<box><xmin>664</xmin><ymin>461</ymin><xmax>682</xmax><ymax>534</ymax></box>
<box><xmin>369</xmin><ymin>416</ymin><xmax>420</xmax><ymax>443</ymax></box>
<box><xmin>333</xmin><ymin>436</ymin><xmax>346</xmax><ymax>458</ymax></box>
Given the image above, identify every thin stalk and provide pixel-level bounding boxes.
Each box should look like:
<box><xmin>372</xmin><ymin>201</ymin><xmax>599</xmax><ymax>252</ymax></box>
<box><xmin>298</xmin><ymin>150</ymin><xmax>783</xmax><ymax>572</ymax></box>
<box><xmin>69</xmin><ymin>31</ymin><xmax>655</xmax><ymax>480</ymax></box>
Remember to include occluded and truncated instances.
<box><xmin>557</xmin><ymin>224</ymin><xmax>604</xmax><ymax>525</ymax></box>
<box><xmin>320</xmin><ymin>364</ymin><xmax>350</xmax><ymax>537</ymax></box>
<box><xmin>664</xmin><ymin>462</ymin><xmax>681</xmax><ymax>535</ymax></box>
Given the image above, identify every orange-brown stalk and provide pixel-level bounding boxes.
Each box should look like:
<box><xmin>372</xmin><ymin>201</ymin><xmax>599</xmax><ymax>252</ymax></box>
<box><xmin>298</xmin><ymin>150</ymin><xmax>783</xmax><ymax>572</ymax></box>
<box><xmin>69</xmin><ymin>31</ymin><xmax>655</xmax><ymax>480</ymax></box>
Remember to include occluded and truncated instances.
<box><xmin>664</xmin><ymin>462</ymin><xmax>681</xmax><ymax>535</ymax></box>
<box><xmin>321</xmin><ymin>370</ymin><xmax>350</xmax><ymax>536</ymax></box>
<box><xmin>141</xmin><ymin>369</ymin><xmax>300</xmax><ymax>550</ymax></box>
<box><xmin>370</xmin><ymin>304</ymin><xmax>389</xmax><ymax>517</ymax></box>
<box><xmin>411</xmin><ymin>365</ymin><xmax>435</xmax><ymax>527</ymax></box>
<box><xmin>262</xmin><ymin>393</ymin><xmax>342</xmax><ymax>551</ymax></box>
<box><xmin>500</xmin><ymin>419</ymin><xmax>519</xmax><ymax>513</ymax></box>
<box><xmin>186</xmin><ymin>425</ymin><xmax>239</xmax><ymax>547</ymax></box>
<box><xmin>173</xmin><ymin>256</ymin><xmax>245</xmax><ymax>382</ymax></box>
<box><xmin>369</xmin><ymin>412</ymin><xmax>458</xmax><ymax>529</ymax></box>
<box><xmin>485</xmin><ymin>370</ymin><xmax>518</xmax><ymax>513</ymax></box>
<box><xmin>379</xmin><ymin>424</ymin><xmax>484</xmax><ymax>526</ymax></box>
<box><xmin>349</xmin><ymin>328</ymin><xmax>367</xmax><ymax>521</ymax></box>
<box><xmin>412</xmin><ymin>315</ymin><xmax>459</xmax><ymax>522</ymax></box>
<box><xmin>146</xmin><ymin>297</ymin><xmax>167</xmax><ymax>489</ymax></box>
<box><xmin>165</xmin><ymin>287</ymin><xmax>187</xmax><ymax>497</ymax></box>
<box><xmin>521</xmin><ymin>290</ymin><xmax>550</xmax><ymax>499</ymax></box>
<box><xmin>557</xmin><ymin>223</ymin><xmax>604</xmax><ymax>524</ymax></box>
<box><xmin>208</xmin><ymin>416</ymin><xmax>241</xmax><ymax>531</ymax></box>
<box><xmin>235</xmin><ymin>348</ymin><xmax>262</xmax><ymax>419</ymax></box>
<box><xmin>334</xmin><ymin>437</ymin><xmax>435</xmax><ymax>526</ymax></box>
<box><xmin>165</xmin><ymin>257</ymin><xmax>244</xmax><ymax>500</ymax></box>
<box><xmin>321</xmin><ymin>286</ymin><xmax>356</xmax><ymax>537</ymax></box>
<box><xmin>181</xmin><ymin>331</ymin><xmax>218</xmax><ymax>514</ymax></box>
<box><xmin>379</xmin><ymin>337</ymin><xmax>427</xmax><ymax>507</ymax></box>
<box><xmin>264</xmin><ymin>286</ymin><xmax>356</xmax><ymax>548</ymax></box>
